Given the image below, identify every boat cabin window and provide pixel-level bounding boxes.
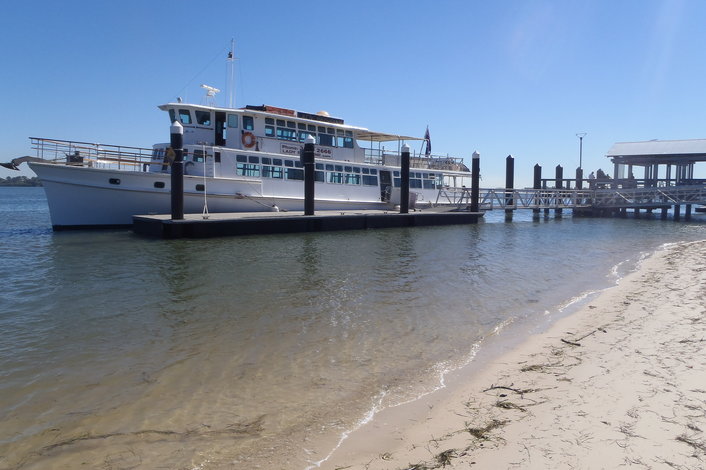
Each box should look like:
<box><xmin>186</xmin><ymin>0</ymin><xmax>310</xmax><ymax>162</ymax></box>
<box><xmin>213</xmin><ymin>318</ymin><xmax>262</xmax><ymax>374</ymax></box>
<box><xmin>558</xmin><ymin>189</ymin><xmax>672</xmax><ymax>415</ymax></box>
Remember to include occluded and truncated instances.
<box><xmin>195</xmin><ymin>111</ymin><xmax>211</xmax><ymax>126</ymax></box>
<box><xmin>179</xmin><ymin>109</ymin><xmax>192</xmax><ymax>124</ymax></box>
<box><xmin>262</xmin><ymin>165</ymin><xmax>283</xmax><ymax>179</ymax></box>
<box><xmin>193</xmin><ymin>149</ymin><xmax>205</xmax><ymax>162</ymax></box>
<box><xmin>236</xmin><ymin>155</ymin><xmax>247</xmax><ymax>162</ymax></box>
<box><xmin>276</xmin><ymin>127</ymin><xmax>297</xmax><ymax>141</ymax></box>
<box><xmin>236</xmin><ymin>162</ymin><xmax>260</xmax><ymax>177</ymax></box>
<box><xmin>286</xmin><ymin>168</ymin><xmax>304</xmax><ymax>180</ymax></box>
<box><xmin>319</xmin><ymin>134</ymin><xmax>334</xmax><ymax>147</ymax></box>
<box><xmin>227</xmin><ymin>114</ymin><xmax>239</xmax><ymax>128</ymax></box>
<box><xmin>338</xmin><ymin>136</ymin><xmax>354</xmax><ymax>148</ymax></box>
<box><xmin>169</xmin><ymin>109</ymin><xmax>176</xmax><ymax>123</ymax></box>
<box><xmin>243</xmin><ymin>116</ymin><xmax>254</xmax><ymax>130</ymax></box>
<box><xmin>328</xmin><ymin>172</ymin><xmax>343</xmax><ymax>184</ymax></box>
<box><xmin>362</xmin><ymin>175</ymin><xmax>378</xmax><ymax>186</ymax></box>
<box><xmin>345</xmin><ymin>174</ymin><xmax>361</xmax><ymax>185</ymax></box>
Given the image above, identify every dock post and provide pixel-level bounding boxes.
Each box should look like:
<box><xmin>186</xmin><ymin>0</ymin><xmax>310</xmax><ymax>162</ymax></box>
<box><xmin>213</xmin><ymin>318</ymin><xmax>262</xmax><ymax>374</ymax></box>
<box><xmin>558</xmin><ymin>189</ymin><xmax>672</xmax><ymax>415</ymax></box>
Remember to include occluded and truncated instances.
<box><xmin>505</xmin><ymin>155</ymin><xmax>514</xmax><ymax>220</ymax></box>
<box><xmin>575</xmin><ymin>167</ymin><xmax>583</xmax><ymax>190</ymax></box>
<box><xmin>533</xmin><ymin>164</ymin><xmax>541</xmax><ymax>216</ymax></box>
<box><xmin>685</xmin><ymin>204</ymin><xmax>692</xmax><ymax>220</ymax></box>
<box><xmin>170</xmin><ymin>121</ymin><xmax>184</xmax><ymax>220</ymax></box>
<box><xmin>302</xmin><ymin>135</ymin><xmax>316</xmax><ymax>215</ymax></box>
<box><xmin>470</xmin><ymin>151</ymin><xmax>480</xmax><ymax>213</ymax></box>
<box><xmin>555</xmin><ymin>165</ymin><xmax>563</xmax><ymax>216</ymax></box>
<box><xmin>661</xmin><ymin>207</ymin><xmax>668</xmax><ymax>219</ymax></box>
<box><xmin>400</xmin><ymin>143</ymin><xmax>410</xmax><ymax>214</ymax></box>
<box><xmin>674</xmin><ymin>204</ymin><xmax>681</xmax><ymax>220</ymax></box>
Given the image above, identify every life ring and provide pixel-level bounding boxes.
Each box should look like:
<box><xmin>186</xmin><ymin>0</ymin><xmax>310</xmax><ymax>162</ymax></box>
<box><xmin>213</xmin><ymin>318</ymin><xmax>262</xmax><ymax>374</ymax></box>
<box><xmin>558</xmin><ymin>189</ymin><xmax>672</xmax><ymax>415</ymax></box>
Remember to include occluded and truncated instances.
<box><xmin>242</xmin><ymin>132</ymin><xmax>256</xmax><ymax>148</ymax></box>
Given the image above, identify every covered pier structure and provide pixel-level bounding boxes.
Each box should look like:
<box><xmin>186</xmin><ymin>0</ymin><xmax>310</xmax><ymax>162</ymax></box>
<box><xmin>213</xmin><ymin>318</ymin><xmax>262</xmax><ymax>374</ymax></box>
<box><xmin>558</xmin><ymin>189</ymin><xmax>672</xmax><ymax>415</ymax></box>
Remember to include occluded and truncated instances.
<box><xmin>606</xmin><ymin>139</ymin><xmax>706</xmax><ymax>188</ymax></box>
<box><xmin>597</xmin><ymin>139</ymin><xmax>706</xmax><ymax>218</ymax></box>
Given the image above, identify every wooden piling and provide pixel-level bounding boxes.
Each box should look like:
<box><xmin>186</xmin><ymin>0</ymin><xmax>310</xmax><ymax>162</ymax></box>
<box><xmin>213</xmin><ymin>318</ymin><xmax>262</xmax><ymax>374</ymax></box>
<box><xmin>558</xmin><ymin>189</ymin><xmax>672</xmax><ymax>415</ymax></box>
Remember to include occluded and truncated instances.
<box><xmin>555</xmin><ymin>165</ymin><xmax>563</xmax><ymax>216</ymax></box>
<box><xmin>533</xmin><ymin>164</ymin><xmax>541</xmax><ymax>216</ymax></box>
<box><xmin>505</xmin><ymin>155</ymin><xmax>514</xmax><ymax>220</ymax></box>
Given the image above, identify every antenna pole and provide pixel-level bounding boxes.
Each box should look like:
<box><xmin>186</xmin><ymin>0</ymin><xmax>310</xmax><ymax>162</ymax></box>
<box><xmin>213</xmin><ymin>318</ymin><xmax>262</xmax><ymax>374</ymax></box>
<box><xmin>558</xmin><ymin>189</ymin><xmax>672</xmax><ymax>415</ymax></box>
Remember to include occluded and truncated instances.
<box><xmin>227</xmin><ymin>39</ymin><xmax>235</xmax><ymax>108</ymax></box>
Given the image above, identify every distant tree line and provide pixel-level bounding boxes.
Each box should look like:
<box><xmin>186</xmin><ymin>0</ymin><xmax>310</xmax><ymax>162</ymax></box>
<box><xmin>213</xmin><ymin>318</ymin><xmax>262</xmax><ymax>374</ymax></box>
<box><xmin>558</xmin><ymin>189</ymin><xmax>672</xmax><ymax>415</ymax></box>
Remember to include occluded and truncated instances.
<box><xmin>0</xmin><ymin>176</ymin><xmax>42</xmax><ymax>186</ymax></box>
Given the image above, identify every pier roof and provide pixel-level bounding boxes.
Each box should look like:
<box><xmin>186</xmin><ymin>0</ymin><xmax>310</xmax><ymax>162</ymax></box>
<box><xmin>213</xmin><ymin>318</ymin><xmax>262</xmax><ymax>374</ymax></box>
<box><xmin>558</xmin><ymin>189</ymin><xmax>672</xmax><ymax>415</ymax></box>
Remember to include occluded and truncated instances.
<box><xmin>607</xmin><ymin>139</ymin><xmax>706</xmax><ymax>164</ymax></box>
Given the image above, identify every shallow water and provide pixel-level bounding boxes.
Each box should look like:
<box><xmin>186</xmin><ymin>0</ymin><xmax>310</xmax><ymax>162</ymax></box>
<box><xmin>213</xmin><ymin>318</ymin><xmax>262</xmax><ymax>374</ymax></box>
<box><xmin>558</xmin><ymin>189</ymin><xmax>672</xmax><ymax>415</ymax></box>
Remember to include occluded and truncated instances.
<box><xmin>1</xmin><ymin>187</ymin><xmax>704</xmax><ymax>468</ymax></box>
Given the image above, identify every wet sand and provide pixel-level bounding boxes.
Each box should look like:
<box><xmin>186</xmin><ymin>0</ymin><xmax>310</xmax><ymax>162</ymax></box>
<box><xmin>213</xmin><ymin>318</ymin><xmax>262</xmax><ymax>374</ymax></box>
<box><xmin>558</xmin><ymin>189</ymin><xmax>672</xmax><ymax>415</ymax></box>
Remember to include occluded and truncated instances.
<box><xmin>318</xmin><ymin>239</ymin><xmax>706</xmax><ymax>469</ymax></box>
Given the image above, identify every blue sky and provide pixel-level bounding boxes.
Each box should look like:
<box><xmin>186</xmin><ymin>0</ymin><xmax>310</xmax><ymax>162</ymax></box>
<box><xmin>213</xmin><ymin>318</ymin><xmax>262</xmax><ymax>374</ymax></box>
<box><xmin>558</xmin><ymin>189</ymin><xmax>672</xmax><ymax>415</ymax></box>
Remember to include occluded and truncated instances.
<box><xmin>2</xmin><ymin>0</ymin><xmax>705</xmax><ymax>186</ymax></box>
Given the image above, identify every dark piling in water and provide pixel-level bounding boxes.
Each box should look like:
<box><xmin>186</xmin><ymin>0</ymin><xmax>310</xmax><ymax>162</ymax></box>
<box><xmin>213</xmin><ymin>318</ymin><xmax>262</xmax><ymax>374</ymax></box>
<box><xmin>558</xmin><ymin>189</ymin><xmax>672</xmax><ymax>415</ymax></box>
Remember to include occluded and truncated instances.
<box><xmin>400</xmin><ymin>144</ymin><xmax>410</xmax><ymax>214</ymax></box>
<box><xmin>302</xmin><ymin>135</ymin><xmax>316</xmax><ymax>216</ymax></box>
<box><xmin>170</xmin><ymin>121</ymin><xmax>184</xmax><ymax>220</ymax></box>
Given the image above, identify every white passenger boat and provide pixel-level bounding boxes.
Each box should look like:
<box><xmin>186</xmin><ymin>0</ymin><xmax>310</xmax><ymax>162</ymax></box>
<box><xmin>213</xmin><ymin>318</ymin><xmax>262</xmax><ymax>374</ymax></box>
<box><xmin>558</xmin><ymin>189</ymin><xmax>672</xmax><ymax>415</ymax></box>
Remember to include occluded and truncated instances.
<box><xmin>10</xmin><ymin>102</ymin><xmax>472</xmax><ymax>229</ymax></box>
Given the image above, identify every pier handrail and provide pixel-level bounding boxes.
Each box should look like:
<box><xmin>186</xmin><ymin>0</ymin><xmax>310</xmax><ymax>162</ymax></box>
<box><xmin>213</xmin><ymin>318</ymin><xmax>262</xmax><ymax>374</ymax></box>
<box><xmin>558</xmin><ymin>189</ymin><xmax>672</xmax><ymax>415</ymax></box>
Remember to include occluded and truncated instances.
<box><xmin>434</xmin><ymin>185</ymin><xmax>706</xmax><ymax>211</ymax></box>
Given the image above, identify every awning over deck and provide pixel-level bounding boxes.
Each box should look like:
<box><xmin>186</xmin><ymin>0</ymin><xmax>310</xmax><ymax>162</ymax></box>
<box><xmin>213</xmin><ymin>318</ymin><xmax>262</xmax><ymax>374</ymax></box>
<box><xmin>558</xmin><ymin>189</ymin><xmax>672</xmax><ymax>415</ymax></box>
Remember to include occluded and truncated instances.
<box><xmin>352</xmin><ymin>130</ymin><xmax>423</xmax><ymax>142</ymax></box>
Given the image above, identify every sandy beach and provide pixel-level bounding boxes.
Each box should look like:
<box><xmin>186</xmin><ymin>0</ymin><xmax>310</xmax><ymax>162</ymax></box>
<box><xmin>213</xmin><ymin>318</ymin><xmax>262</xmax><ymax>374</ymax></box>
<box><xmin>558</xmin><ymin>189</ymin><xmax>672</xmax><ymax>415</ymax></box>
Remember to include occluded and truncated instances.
<box><xmin>318</xmin><ymin>239</ymin><xmax>706</xmax><ymax>469</ymax></box>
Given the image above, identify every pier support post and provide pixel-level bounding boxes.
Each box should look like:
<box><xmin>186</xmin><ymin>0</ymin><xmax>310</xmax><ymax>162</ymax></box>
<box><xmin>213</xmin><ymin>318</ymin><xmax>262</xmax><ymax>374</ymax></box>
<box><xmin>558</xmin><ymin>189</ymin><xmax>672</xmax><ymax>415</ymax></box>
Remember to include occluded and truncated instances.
<box><xmin>685</xmin><ymin>204</ymin><xmax>692</xmax><ymax>220</ymax></box>
<box><xmin>302</xmin><ymin>135</ymin><xmax>316</xmax><ymax>215</ymax></box>
<box><xmin>533</xmin><ymin>164</ymin><xmax>542</xmax><ymax>216</ymax></box>
<box><xmin>661</xmin><ymin>207</ymin><xmax>668</xmax><ymax>219</ymax></box>
<box><xmin>470</xmin><ymin>151</ymin><xmax>480</xmax><ymax>213</ymax></box>
<box><xmin>555</xmin><ymin>165</ymin><xmax>563</xmax><ymax>216</ymax></box>
<box><xmin>505</xmin><ymin>155</ymin><xmax>514</xmax><ymax>220</ymax></box>
<box><xmin>170</xmin><ymin>121</ymin><xmax>184</xmax><ymax>220</ymax></box>
<box><xmin>674</xmin><ymin>204</ymin><xmax>681</xmax><ymax>220</ymax></box>
<box><xmin>400</xmin><ymin>143</ymin><xmax>410</xmax><ymax>214</ymax></box>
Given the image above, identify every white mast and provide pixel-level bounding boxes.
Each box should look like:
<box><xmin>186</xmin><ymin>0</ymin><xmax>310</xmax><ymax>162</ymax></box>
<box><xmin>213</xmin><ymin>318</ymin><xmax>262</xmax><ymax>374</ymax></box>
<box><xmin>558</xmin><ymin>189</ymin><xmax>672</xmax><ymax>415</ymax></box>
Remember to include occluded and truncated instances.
<box><xmin>227</xmin><ymin>39</ymin><xmax>235</xmax><ymax>109</ymax></box>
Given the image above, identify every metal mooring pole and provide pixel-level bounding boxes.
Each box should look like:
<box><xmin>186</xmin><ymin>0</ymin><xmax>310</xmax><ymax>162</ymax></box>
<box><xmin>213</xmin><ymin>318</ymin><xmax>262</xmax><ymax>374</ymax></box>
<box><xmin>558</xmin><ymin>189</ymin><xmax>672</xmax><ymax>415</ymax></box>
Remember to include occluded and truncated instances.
<box><xmin>302</xmin><ymin>135</ymin><xmax>316</xmax><ymax>215</ymax></box>
<box><xmin>400</xmin><ymin>143</ymin><xmax>410</xmax><ymax>214</ymax></box>
<box><xmin>533</xmin><ymin>164</ymin><xmax>542</xmax><ymax>216</ymax></box>
<box><xmin>170</xmin><ymin>121</ymin><xmax>184</xmax><ymax>220</ymax></box>
<box><xmin>470</xmin><ymin>151</ymin><xmax>480</xmax><ymax>213</ymax></box>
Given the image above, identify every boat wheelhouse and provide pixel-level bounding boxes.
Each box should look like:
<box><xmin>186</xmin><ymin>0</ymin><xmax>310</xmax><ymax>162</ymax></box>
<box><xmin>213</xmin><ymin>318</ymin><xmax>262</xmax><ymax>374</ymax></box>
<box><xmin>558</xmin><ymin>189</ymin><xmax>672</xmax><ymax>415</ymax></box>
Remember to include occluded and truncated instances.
<box><xmin>18</xmin><ymin>102</ymin><xmax>472</xmax><ymax>229</ymax></box>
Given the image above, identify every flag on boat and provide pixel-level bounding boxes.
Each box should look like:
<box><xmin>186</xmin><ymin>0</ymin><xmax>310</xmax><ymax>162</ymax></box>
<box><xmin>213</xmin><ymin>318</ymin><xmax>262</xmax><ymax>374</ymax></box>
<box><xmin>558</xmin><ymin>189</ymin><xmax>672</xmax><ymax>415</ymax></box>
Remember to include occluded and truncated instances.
<box><xmin>424</xmin><ymin>126</ymin><xmax>431</xmax><ymax>156</ymax></box>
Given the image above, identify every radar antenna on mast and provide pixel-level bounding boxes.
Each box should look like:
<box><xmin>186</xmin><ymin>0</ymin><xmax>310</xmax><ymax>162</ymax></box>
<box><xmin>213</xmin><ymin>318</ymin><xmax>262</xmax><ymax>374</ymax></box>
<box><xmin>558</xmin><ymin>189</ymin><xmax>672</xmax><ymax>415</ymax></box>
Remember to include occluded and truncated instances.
<box><xmin>200</xmin><ymin>84</ymin><xmax>220</xmax><ymax>106</ymax></box>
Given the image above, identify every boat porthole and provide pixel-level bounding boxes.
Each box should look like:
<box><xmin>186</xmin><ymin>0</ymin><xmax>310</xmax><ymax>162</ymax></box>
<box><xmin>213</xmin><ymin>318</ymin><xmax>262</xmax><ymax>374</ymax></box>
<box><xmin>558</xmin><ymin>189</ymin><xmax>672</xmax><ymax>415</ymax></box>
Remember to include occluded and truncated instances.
<box><xmin>196</xmin><ymin>184</ymin><xmax>205</xmax><ymax>191</ymax></box>
<box><xmin>154</xmin><ymin>181</ymin><xmax>165</xmax><ymax>188</ymax></box>
<box><xmin>109</xmin><ymin>178</ymin><xmax>121</xmax><ymax>185</ymax></box>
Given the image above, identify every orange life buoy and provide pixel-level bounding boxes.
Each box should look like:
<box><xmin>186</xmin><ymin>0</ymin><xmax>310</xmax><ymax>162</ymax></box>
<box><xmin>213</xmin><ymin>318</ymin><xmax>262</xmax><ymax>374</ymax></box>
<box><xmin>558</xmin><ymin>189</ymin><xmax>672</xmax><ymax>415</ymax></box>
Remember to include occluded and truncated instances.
<box><xmin>242</xmin><ymin>131</ymin><xmax>256</xmax><ymax>148</ymax></box>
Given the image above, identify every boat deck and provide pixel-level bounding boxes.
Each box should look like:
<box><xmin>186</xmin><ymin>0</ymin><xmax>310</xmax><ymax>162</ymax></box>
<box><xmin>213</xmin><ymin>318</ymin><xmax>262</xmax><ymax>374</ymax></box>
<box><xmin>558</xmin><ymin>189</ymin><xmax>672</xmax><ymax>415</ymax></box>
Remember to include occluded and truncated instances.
<box><xmin>132</xmin><ymin>209</ymin><xmax>482</xmax><ymax>239</ymax></box>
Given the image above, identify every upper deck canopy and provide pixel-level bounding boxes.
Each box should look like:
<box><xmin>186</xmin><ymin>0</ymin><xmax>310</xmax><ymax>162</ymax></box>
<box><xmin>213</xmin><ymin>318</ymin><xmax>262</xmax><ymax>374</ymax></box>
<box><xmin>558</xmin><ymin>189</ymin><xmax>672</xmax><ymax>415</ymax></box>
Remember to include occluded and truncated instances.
<box><xmin>159</xmin><ymin>102</ymin><xmax>422</xmax><ymax>142</ymax></box>
<box><xmin>607</xmin><ymin>139</ymin><xmax>706</xmax><ymax>164</ymax></box>
<box><xmin>352</xmin><ymin>130</ymin><xmax>422</xmax><ymax>142</ymax></box>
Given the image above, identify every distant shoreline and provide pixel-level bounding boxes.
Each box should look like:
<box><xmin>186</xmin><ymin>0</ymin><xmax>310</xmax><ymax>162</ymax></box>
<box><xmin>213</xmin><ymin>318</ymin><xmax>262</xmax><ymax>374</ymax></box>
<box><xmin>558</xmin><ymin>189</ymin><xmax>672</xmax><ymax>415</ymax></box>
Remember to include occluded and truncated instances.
<box><xmin>0</xmin><ymin>176</ymin><xmax>42</xmax><ymax>187</ymax></box>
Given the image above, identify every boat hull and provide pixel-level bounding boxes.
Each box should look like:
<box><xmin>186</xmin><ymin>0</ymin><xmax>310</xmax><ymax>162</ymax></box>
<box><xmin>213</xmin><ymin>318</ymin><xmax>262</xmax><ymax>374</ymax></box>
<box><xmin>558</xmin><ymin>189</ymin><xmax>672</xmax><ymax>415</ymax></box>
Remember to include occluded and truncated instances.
<box><xmin>29</xmin><ymin>163</ymin><xmax>389</xmax><ymax>228</ymax></box>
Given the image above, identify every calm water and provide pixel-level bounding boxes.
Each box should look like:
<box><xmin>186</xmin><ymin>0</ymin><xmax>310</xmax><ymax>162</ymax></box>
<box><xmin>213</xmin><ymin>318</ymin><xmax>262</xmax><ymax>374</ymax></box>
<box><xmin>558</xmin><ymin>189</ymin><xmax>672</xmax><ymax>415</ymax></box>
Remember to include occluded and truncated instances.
<box><xmin>1</xmin><ymin>186</ymin><xmax>704</xmax><ymax>469</ymax></box>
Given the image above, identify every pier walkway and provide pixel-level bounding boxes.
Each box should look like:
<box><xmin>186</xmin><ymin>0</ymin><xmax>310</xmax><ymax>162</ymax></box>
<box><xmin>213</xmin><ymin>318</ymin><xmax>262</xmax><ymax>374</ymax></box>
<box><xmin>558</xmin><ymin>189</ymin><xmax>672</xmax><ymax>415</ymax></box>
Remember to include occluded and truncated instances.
<box><xmin>439</xmin><ymin>185</ymin><xmax>706</xmax><ymax>213</ymax></box>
